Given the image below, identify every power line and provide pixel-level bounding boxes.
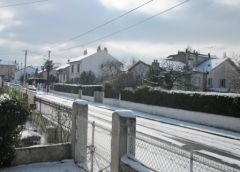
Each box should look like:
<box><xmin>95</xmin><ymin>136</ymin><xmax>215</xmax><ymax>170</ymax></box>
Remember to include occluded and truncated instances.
<box><xmin>0</xmin><ymin>0</ymin><xmax>48</xmax><ymax>8</ymax></box>
<box><xmin>50</xmin><ymin>0</ymin><xmax>154</xmax><ymax>50</ymax></box>
<box><xmin>61</xmin><ymin>0</ymin><xmax>190</xmax><ymax>51</ymax></box>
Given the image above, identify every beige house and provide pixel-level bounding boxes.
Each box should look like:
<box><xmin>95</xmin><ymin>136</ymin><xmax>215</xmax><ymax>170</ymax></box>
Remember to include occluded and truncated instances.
<box><xmin>168</xmin><ymin>50</ymin><xmax>240</xmax><ymax>92</ymax></box>
<box><xmin>128</xmin><ymin>60</ymin><xmax>151</xmax><ymax>85</ymax></box>
<box><xmin>193</xmin><ymin>58</ymin><xmax>240</xmax><ymax>92</ymax></box>
<box><xmin>55</xmin><ymin>64</ymin><xmax>70</xmax><ymax>83</ymax></box>
<box><xmin>0</xmin><ymin>59</ymin><xmax>17</xmax><ymax>81</ymax></box>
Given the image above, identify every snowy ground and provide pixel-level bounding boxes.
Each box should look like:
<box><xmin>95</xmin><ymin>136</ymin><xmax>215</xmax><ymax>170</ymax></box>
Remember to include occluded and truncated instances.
<box><xmin>0</xmin><ymin>160</ymin><xmax>85</xmax><ymax>172</ymax></box>
<box><xmin>36</xmin><ymin>91</ymin><xmax>240</xmax><ymax>170</ymax></box>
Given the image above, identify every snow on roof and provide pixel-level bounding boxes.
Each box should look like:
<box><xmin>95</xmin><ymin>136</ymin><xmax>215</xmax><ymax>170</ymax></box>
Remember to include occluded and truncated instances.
<box><xmin>55</xmin><ymin>64</ymin><xmax>70</xmax><ymax>71</ymax></box>
<box><xmin>16</xmin><ymin>66</ymin><xmax>36</xmax><ymax>72</ymax></box>
<box><xmin>159</xmin><ymin>59</ymin><xmax>185</xmax><ymax>71</ymax></box>
<box><xmin>0</xmin><ymin>59</ymin><xmax>16</xmax><ymax>66</ymax></box>
<box><xmin>193</xmin><ymin>58</ymin><xmax>228</xmax><ymax>73</ymax></box>
<box><xmin>69</xmin><ymin>51</ymin><xmax>97</xmax><ymax>63</ymax></box>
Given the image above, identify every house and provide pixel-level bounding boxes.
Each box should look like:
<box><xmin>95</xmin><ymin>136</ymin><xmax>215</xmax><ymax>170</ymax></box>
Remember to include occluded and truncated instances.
<box><xmin>167</xmin><ymin>49</ymin><xmax>211</xmax><ymax>68</ymax></box>
<box><xmin>15</xmin><ymin>66</ymin><xmax>36</xmax><ymax>81</ymax></box>
<box><xmin>167</xmin><ymin>50</ymin><xmax>240</xmax><ymax>92</ymax></box>
<box><xmin>37</xmin><ymin>68</ymin><xmax>57</xmax><ymax>81</ymax></box>
<box><xmin>0</xmin><ymin>59</ymin><xmax>17</xmax><ymax>81</ymax></box>
<box><xmin>68</xmin><ymin>46</ymin><xmax>122</xmax><ymax>83</ymax></box>
<box><xmin>192</xmin><ymin>57</ymin><xmax>240</xmax><ymax>92</ymax></box>
<box><xmin>128</xmin><ymin>60</ymin><xmax>151</xmax><ymax>85</ymax></box>
<box><xmin>55</xmin><ymin>64</ymin><xmax>70</xmax><ymax>83</ymax></box>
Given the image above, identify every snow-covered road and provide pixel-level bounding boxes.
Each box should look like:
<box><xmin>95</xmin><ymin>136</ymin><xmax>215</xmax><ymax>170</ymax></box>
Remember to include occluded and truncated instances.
<box><xmin>36</xmin><ymin>92</ymin><xmax>240</xmax><ymax>168</ymax></box>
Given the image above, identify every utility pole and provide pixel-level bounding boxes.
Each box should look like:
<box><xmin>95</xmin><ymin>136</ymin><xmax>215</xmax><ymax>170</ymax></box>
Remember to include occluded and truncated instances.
<box><xmin>46</xmin><ymin>50</ymin><xmax>51</xmax><ymax>93</ymax></box>
<box><xmin>23</xmin><ymin>50</ymin><xmax>27</xmax><ymax>87</ymax></box>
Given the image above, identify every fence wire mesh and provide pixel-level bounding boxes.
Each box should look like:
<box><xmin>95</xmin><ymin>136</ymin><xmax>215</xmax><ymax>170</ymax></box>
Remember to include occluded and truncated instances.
<box><xmin>129</xmin><ymin>131</ymin><xmax>240</xmax><ymax>172</ymax></box>
<box><xmin>87</xmin><ymin>121</ymin><xmax>111</xmax><ymax>172</ymax></box>
<box><xmin>192</xmin><ymin>153</ymin><xmax>240</xmax><ymax>172</ymax></box>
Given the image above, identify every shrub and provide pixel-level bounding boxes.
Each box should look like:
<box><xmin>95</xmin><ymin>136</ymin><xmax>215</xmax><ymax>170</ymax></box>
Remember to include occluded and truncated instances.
<box><xmin>54</xmin><ymin>83</ymin><xmax>81</xmax><ymax>94</ymax></box>
<box><xmin>82</xmin><ymin>85</ymin><xmax>102</xmax><ymax>96</ymax></box>
<box><xmin>103</xmin><ymin>82</ymin><xmax>119</xmax><ymax>99</ymax></box>
<box><xmin>0</xmin><ymin>97</ymin><xmax>29</xmax><ymax>167</ymax></box>
<box><xmin>121</xmin><ymin>85</ymin><xmax>240</xmax><ymax>117</ymax></box>
<box><xmin>54</xmin><ymin>83</ymin><xmax>103</xmax><ymax>96</ymax></box>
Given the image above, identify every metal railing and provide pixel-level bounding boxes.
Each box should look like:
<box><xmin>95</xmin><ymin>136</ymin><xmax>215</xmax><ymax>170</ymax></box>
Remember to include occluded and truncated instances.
<box><xmin>33</xmin><ymin>97</ymin><xmax>72</xmax><ymax>144</ymax></box>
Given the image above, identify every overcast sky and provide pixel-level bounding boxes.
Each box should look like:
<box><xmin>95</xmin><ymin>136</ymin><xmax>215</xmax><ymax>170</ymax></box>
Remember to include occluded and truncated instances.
<box><xmin>0</xmin><ymin>0</ymin><xmax>240</xmax><ymax>67</ymax></box>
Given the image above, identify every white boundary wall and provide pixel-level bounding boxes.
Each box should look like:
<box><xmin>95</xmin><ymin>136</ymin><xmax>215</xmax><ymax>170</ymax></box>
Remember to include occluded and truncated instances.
<box><xmin>49</xmin><ymin>90</ymin><xmax>94</xmax><ymax>102</ymax></box>
<box><xmin>103</xmin><ymin>98</ymin><xmax>240</xmax><ymax>132</ymax></box>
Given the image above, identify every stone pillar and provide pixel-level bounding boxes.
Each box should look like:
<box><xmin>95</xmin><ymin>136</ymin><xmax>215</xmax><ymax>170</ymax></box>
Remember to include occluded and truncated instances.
<box><xmin>71</xmin><ymin>99</ymin><xmax>88</xmax><ymax>164</ymax></box>
<box><xmin>78</xmin><ymin>89</ymin><xmax>82</xmax><ymax>99</ymax></box>
<box><xmin>0</xmin><ymin>77</ymin><xmax>2</xmax><ymax>88</ymax></box>
<box><xmin>27</xmin><ymin>90</ymin><xmax>36</xmax><ymax>107</ymax></box>
<box><xmin>94</xmin><ymin>91</ymin><xmax>104</xmax><ymax>103</ymax></box>
<box><xmin>111</xmin><ymin>110</ymin><xmax>136</xmax><ymax>172</ymax></box>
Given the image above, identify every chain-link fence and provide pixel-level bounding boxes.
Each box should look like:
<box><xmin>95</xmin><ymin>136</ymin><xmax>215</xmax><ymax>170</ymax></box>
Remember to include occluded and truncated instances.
<box><xmin>87</xmin><ymin>121</ymin><xmax>111</xmax><ymax>172</ymax></box>
<box><xmin>129</xmin><ymin>131</ymin><xmax>240</xmax><ymax>172</ymax></box>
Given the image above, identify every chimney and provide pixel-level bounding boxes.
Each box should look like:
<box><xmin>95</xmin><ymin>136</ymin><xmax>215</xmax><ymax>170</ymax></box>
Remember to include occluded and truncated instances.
<box><xmin>104</xmin><ymin>47</ymin><xmax>108</xmax><ymax>53</ymax></box>
<box><xmin>152</xmin><ymin>59</ymin><xmax>160</xmax><ymax>73</ymax></box>
<box><xmin>83</xmin><ymin>49</ymin><xmax>87</xmax><ymax>55</ymax></box>
<box><xmin>97</xmin><ymin>45</ymin><xmax>101</xmax><ymax>52</ymax></box>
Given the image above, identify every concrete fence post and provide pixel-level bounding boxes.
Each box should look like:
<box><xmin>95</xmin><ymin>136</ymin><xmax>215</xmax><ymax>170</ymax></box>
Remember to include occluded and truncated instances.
<box><xmin>71</xmin><ymin>99</ymin><xmax>88</xmax><ymax>164</ymax></box>
<box><xmin>78</xmin><ymin>89</ymin><xmax>82</xmax><ymax>99</ymax></box>
<box><xmin>0</xmin><ymin>77</ymin><xmax>2</xmax><ymax>88</ymax></box>
<box><xmin>27</xmin><ymin>91</ymin><xmax>36</xmax><ymax>106</ymax></box>
<box><xmin>111</xmin><ymin>110</ymin><xmax>136</xmax><ymax>172</ymax></box>
<box><xmin>94</xmin><ymin>91</ymin><xmax>104</xmax><ymax>103</ymax></box>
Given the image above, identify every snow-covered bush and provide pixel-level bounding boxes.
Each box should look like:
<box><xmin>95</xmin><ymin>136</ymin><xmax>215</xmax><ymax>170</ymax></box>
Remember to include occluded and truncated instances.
<box><xmin>0</xmin><ymin>97</ymin><xmax>29</xmax><ymax>167</ymax></box>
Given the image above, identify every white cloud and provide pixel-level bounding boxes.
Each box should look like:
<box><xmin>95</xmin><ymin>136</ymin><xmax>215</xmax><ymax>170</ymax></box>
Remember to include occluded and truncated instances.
<box><xmin>0</xmin><ymin>9</ymin><xmax>21</xmax><ymax>32</ymax></box>
<box><xmin>100</xmin><ymin>0</ymin><xmax>187</xmax><ymax>16</ymax></box>
<box><xmin>0</xmin><ymin>9</ymin><xmax>15</xmax><ymax>20</ymax></box>
<box><xmin>0</xmin><ymin>25</ymin><xmax>7</xmax><ymax>32</ymax></box>
<box><xmin>0</xmin><ymin>20</ymin><xmax>22</xmax><ymax>32</ymax></box>
<box><xmin>216</xmin><ymin>0</ymin><xmax>240</xmax><ymax>7</ymax></box>
<box><xmin>102</xmin><ymin>40</ymin><xmax>240</xmax><ymax>63</ymax></box>
<box><xmin>34</xmin><ymin>2</ymin><xmax>58</xmax><ymax>12</ymax></box>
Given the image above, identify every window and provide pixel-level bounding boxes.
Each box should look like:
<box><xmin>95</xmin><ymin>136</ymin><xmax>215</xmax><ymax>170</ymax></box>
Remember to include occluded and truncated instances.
<box><xmin>77</xmin><ymin>64</ymin><xmax>80</xmax><ymax>72</ymax></box>
<box><xmin>219</xmin><ymin>79</ymin><xmax>226</xmax><ymax>88</ymax></box>
<box><xmin>72</xmin><ymin>65</ymin><xmax>74</xmax><ymax>73</ymax></box>
<box><xmin>208</xmin><ymin>78</ymin><xmax>212</xmax><ymax>88</ymax></box>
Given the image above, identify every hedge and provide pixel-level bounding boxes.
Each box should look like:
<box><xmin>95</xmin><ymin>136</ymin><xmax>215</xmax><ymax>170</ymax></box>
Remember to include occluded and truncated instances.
<box><xmin>103</xmin><ymin>82</ymin><xmax>119</xmax><ymax>99</ymax></box>
<box><xmin>54</xmin><ymin>84</ymin><xmax>103</xmax><ymax>96</ymax></box>
<box><xmin>120</xmin><ymin>86</ymin><xmax>240</xmax><ymax>117</ymax></box>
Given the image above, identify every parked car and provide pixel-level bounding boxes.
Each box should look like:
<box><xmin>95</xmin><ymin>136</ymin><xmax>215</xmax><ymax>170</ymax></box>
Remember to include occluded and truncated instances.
<box><xmin>27</xmin><ymin>85</ymin><xmax>37</xmax><ymax>91</ymax></box>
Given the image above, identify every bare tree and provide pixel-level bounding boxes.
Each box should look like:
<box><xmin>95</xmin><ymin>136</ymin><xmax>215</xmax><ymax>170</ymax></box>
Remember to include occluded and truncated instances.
<box><xmin>146</xmin><ymin>60</ymin><xmax>194</xmax><ymax>90</ymax></box>
<box><xmin>111</xmin><ymin>72</ymin><xmax>135</xmax><ymax>93</ymax></box>
<box><xmin>100</xmin><ymin>60</ymin><xmax>123</xmax><ymax>81</ymax></box>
